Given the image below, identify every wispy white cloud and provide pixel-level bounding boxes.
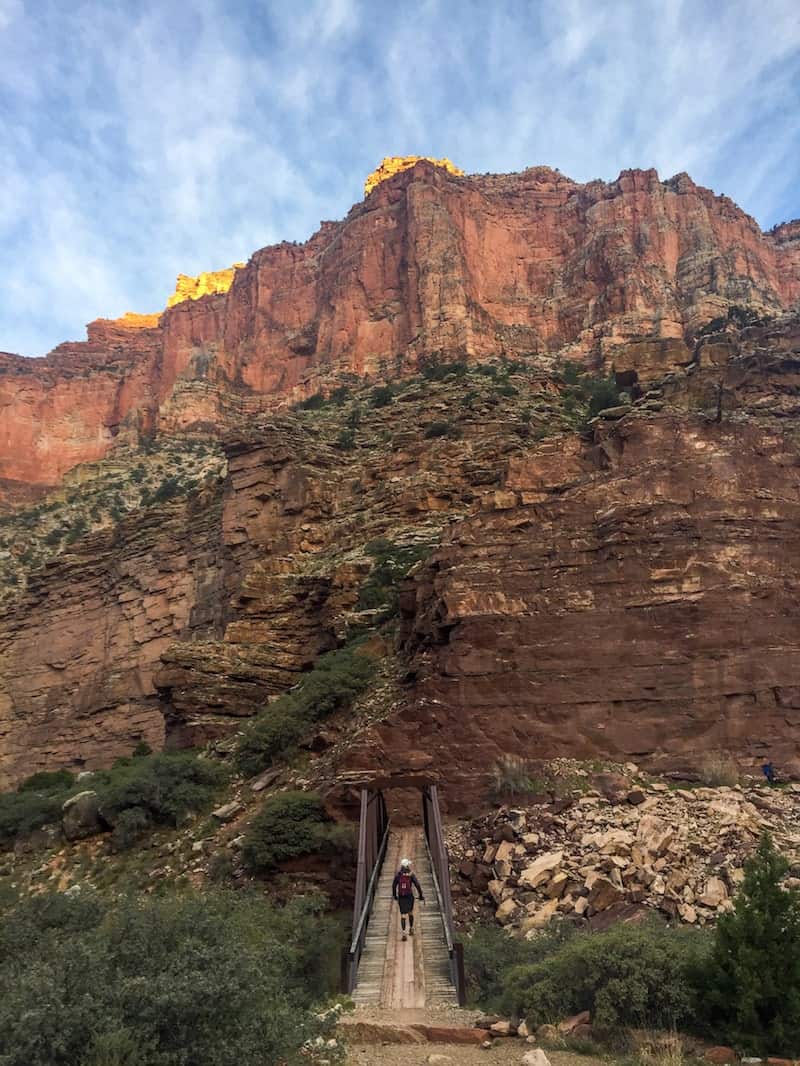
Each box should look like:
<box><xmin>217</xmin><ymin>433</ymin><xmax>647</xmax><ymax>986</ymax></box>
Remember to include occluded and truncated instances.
<box><xmin>1</xmin><ymin>0</ymin><xmax>798</xmax><ymax>356</ymax></box>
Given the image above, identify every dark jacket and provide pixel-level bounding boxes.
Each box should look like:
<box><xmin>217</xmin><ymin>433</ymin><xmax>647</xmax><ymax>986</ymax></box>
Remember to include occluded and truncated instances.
<box><xmin>392</xmin><ymin>869</ymin><xmax>424</xmax><ymax>901</ymax></box>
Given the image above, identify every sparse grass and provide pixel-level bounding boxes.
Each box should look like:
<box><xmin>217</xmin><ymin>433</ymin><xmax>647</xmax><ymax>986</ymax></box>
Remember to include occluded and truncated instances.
<box><xmin>698</xmin><ymin>752</ymin><xmax>740</xmax><ymax>787</ymax></box>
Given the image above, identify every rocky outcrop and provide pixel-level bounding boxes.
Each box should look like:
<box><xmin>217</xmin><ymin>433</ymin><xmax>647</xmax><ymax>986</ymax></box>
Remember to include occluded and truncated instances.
<box><xmin>363</xmin><ymin>155</ymin><xmax>464</xmax><ymax>195</ymax></box>
<box><xmin>0</xmin><ymin>488</ymin><xmax>226</xmax><ymax>788</ymax></box>
<box><xmin>2</xmin><ymin>161</ymin><xmax>799</xmax><ymax>498</ymax></box>
<box><xmin>449</xmin><ymin>776</ymin><xmax>800</xmax><ymax>931</ymax></box>
<box><xmin>343</xmin><ymin>322</ymin><xmax>800</xmax><ymax>808</ymax></box>
<box><xmin>0</xmin><ymin>370</ymin><xmax>537</xmax><ymax>787</ymax></box>
<box><xmin>166</xmin><ymin>265</ymin><xmax>245</xmax><ymax>308</ymax></box>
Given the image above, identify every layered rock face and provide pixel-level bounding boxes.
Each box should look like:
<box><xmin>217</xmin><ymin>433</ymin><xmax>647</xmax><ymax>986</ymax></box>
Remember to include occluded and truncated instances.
<box><xmin>374</xmin><ymin>324</ymin><xmax>800</xmax><ymax>808</ymax></box>
<box><xmin>0</xmin><ymin>374</ymin><xmax>539</xmax><ymax>788</ymax></box>
<box><xmin>2</xmin><ymin>161</ymin><xmax>800</xmax><ymax>799</ymax></box>
<box><xmin>2</xmin><ymin>162</ymin><xmax>798</xmax><ymax>498</ymax></box>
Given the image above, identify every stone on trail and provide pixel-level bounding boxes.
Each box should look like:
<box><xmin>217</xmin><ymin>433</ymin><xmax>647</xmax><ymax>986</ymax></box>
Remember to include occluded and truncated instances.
<box><xmin>522</xmin><ymin>1050</ymin><xmax>552</xmax><ymax>1066</ymax></box>
<box><xmin>426</xmin><ymin>1056</ymin><xmax>454</xmax><ymax>1065</ymax></box>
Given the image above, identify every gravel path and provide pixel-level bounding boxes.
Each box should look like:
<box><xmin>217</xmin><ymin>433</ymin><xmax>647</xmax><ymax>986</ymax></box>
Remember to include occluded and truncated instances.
<box><xmin>345</xmin><ymin>1045</ymin><xmax>607</xmax><ymax>1065</ymax></box>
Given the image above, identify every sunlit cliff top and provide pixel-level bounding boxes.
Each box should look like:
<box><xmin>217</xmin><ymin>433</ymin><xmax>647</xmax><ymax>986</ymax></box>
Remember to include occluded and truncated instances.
<box><xmin>166</xmin><ymin>264</ymin><xmax>245</xmax><ymax>308</ymax></box>
<box><xmin>364</xmin><ymin>156</ymin><xmax>464</xmax><ymax>196</ymax></box>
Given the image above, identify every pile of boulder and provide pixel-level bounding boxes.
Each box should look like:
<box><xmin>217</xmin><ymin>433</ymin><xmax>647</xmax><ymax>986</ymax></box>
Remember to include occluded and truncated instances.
<box><xmin>449</xmin><ymin>771</ymin><xmax>800</xmax><ymax>932</ymax></box>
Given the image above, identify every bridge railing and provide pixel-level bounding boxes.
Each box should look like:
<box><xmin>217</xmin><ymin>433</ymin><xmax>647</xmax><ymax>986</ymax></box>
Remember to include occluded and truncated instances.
<box><xmin>346</xmin><ymin>788</ymin><xmax>390</xmax><ymax>993</ymax></box>
<box><xmin>422</xmin><ymin>784</ymin><xmax>466</xmax><ymax>1005</ymax></box>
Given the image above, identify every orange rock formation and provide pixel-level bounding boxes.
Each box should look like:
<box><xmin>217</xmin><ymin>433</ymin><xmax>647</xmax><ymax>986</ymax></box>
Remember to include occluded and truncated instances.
<box><xmin>364</xmin><ymin>155</ymin><xmax>465</xmax><ymax>195</ymax></box>
<box><xmin>166</xmin><ymin>264</ymin><xmax>244</xmax><ymax>308</ymax></box>
<box><xmin>2</xmin><ymin>164</ymin><xmax>798</xmax><ymax>500</ymax></box>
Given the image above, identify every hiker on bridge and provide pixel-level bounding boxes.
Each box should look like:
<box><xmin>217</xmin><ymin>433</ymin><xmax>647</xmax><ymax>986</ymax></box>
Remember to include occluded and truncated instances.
<box><xmin>392</xmin><ymin>857</ymin><xmax>425</xmax><ymax>941</ymax></box>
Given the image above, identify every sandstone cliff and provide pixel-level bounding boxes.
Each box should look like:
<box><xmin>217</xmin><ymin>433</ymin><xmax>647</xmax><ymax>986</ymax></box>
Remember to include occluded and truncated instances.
<box><xmin>1</xmin><ymin>161</ymin><xmax>798</xmax><ymax>498</ymax></box>
<box><xmin>2</xmin><ymin>162</ymin><xmax>800</xmax><ymax>801</ymax></box>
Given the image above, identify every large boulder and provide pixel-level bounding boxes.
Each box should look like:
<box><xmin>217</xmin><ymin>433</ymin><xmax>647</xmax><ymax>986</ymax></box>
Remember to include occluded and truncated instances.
<box><xmin>61</xmin><ymin>791</ymin><xmax>104</xmax><ymax>842</ymax></box>
<box><xmin>519</xmin><ymin>851</ymin><xmax>563</xmax><ymax>889</ymax></box>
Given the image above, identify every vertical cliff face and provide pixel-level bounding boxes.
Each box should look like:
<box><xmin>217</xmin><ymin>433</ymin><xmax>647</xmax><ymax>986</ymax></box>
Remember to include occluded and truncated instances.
<box><xmin>1</xmin><ymin>161</ymin><xmax>798</xmax><ymax>499</ymax></box>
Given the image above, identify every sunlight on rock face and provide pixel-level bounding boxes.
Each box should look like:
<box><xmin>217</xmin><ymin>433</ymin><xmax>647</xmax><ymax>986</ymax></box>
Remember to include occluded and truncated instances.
<box><xmin>166</xmin><ymin>264</ymin><xmax>245</xmax><ymax>308</ymax></box>
<box><xmin>364</xmin><ymin>156</ymin><xmax>464</xmax><ymax>196</ymax></box>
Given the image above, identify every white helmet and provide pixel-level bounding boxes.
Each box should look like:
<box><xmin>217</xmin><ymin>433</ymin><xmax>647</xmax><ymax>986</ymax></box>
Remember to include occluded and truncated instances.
<box><xmin>400</xmin><ymin>857</ymin><xmax>411</xmax><ymax>869</ymax></box>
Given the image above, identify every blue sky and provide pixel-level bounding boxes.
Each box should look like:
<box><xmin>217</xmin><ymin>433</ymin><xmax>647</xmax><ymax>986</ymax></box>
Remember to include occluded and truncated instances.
<box><xmin>1</xmin><ymin>0</ymin><xmax>799</xmax><ymax>358</ymax></box>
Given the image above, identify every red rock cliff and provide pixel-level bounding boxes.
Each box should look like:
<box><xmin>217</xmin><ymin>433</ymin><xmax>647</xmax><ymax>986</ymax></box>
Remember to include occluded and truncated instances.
<box><xmin>2</xmin><ymin>162</ymin><xmax>798</xmax><ymax>498</ymax></box>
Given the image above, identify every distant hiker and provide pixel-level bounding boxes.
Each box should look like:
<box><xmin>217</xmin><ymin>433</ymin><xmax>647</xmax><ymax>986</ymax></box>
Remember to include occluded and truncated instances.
<box><xmin>392</xmin><ymin>857</ymin><xmax>425</xmax><ymax>941</ymax></box>
<box><xmin>762</xmin><ymin>761</ymin><xmax>777</xmax><ymax>786</ymax></box>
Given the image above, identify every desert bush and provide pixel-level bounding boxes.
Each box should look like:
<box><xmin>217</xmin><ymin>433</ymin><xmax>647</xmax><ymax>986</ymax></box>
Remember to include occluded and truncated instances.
<box><xmin>0</xmin><ymin>889</ymin><xmax>344</xmax><ymax>1066</ymax></box>
<box><xmin>556</xmin><ymin>361</ymin><xmax>623</xmax><ymax>425</ymax></box>
<box><xmin>357</xmin><ymin>538</ymin><xmax>432</xmax><ymax>614</ymax></box>
<box><xmin>369</xmin><ymin>384</ymin><xmax>394</xmax><ymax>407</ymax></box>
<box><xmin>503</xmin><ymin>920</ymin><xmax>708</xmax><ymax>1032</ymax></box>
<box><xmin>110</xmin><ymin>806</ymin><xmax>152</xmax><ymax>851</ymax></box>
<box><xmin>295</xmin><ymin>390</ymin><xmax>326</xmax><ymax>411</ymax></box>
<box><xmin>335</xmin><ymin>427</ymin><xmax>356</xmax><ymax>450</ymax></box>
<box><xmin>489</xmin><ymin>754</ymin><xmax>545</xmax><ymax>800</ymax></box>
<box><xmin>701</xmin><ymin>833</ymin><xmax>800</xmax><ymax>1056</ymax></box>
<box><xmin>698</xmin><ymin>751</ymin><xmax>740</xmax><ymax>787</ymax></box>
<box><xmin>235</xmin><ymin>642</ymin><xmax>374</xmax><ymax>776</ymax></box>
<box><xmin>495</xmin><ymin>381</ymin><xmax>519</xmax><ymax>397</ymax></box>
<box><xmin>152</xmin><ymin>476</ymin><xmax>181</xmax><ymax>504</ymax></box>
<box><xmin>241</xmin><ymin>790</ymin><xmax>348</xmax><ymax>872</ymax></box>
<box><xmin>95</xmin><ymin>752</ymin><xmax>228</xmax><ymax>849</ymax></box>
<box><xmin>0</xmin><ymin>789</ymin><xmax>64</xmax><ymax>849</ymax></box>
<box><xmin>464</xmin><ymin>922</ymin><xmax>576</xmax><ymax>1011</ymax></box>
<box><xmin>18</xmin><ymin>769</ymin><xmax>75</xmax><ymax>793</ymax></box>
<box><xmin>234</xmin><ymin>701</ymin><xmax>307</xmax><ymax>776</ymax></box>
<box><xmin>424</xmin><ymin>419</ymin><xmax>461</xmax><ymax>439</ymax></box>
<box><xmin>420</xmin><ymin>357</ymin><xmax>467</xmax><ymax>381</ymax></box>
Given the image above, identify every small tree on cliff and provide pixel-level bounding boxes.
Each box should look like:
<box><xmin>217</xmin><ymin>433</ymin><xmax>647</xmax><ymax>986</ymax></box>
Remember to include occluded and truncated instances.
<box><xmin>703</xmin><ymin>832</ymin><xmax>800</xmax><ymax>1056</ymax></box>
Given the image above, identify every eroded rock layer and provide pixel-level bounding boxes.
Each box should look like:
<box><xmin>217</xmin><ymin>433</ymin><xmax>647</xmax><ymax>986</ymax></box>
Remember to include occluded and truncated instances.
<box><xmin>2</xmin><ymin>162</ymin><xmax>798</xmax><ymax>497</ymax></box>
<box><xmin>359</xmin><ymin>329</ymin><xmax>800</xmax><ymax>808</ymax></box>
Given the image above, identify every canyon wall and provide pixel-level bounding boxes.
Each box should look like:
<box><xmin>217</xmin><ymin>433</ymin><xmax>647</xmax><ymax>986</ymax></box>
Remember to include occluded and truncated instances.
<box><xmin>2</xmin><ymin>161</ymin><xmax>798</xmax><ymax>498</ymax></box>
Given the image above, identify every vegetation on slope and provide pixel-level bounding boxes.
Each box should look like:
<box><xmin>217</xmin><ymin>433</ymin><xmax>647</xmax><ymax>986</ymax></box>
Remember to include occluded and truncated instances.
<box><xmin>0</xmin><ymin>437</ymin><xmax>225</xmax><ymax>603</ymax></box>
<box><xmin>235</xmin><ymin>641</ymin><xmax>375</xmax><ymax>777</ymax></box>
<box><xmin>0</xmin><ymin>888</ymin><xmax>344</xmax><ymax>1066</ymax></box>
<box><xmin>0</xmin><ymin>749</ymin><xmax>227</xmax><ymax>852</ymax></box>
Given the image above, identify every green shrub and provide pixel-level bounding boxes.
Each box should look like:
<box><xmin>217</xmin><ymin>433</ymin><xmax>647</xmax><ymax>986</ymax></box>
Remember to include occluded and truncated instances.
<box><xmin>234</xmin><ymin>702</ymin><xmax>307</xmax><ymax>777</ymax></box>
<box><xmin>464</xmin><ymin>923</ymin><xmax>575</xmax><ymax>1011</ymax></box>
<box><xmin>369</xmin><ymin>385</ymin><xmax>394</xmax><ymax>407</ymax></box>
<box><xmin>331</xmin><ymin>384</ymin><xmax>351</xmax><ymax>405</ymax></box>
<box><xmin>701</xmin><ymin>833</ymin><xmax>800</xmax><ymax>1056</ymax></box>
<box><xmin>0</xmin><ymin>790</ymin><xmax>64</xmax><ymax>848</ymax></box>
<box><xmin>335</xmin><ymin>427</ymin><xmax>356</xmax><ymax>450</ymax></box>
<box><xmin>357</xmin><ymin>538</ymin><xmax>432</xmax><ymax>614</ymax></box>
<box><xmin>152</xmin><ymin>476</ymin><xmax>181</xmax><ymax>503</ymax></box>
<box><xmin>503</xmin><ymin>920</ymin><xmax>708</xmax><ymax>1032</ymax></box>
<box><xmin>235</xmin><ymin>642</ymin><xmax>374</xmax><ymax>776</ymax></box>
<box><xmin>424</xmin><ymin>420</ymin><xmax>453</xmax><ymax>438</ymax></box>
<box><xmin>0</xmin><ymin>889</ymin><xmax>344</xmax><ymax>1066</ymax></box>
<box><xmin>18</xmin><ymin>769</ymin><xmax>75</xmax><ymax>793</ymax></box>
<box><xmin>420</xmin><ymin>358</ymin><xmax>467</xmax><ymax>381</ymax></box>
<box><xmin>556</xmin><ymin>361</ymin><xmax>622</xmax><ymax>426</ymax></box>
<box><xmin>495</xmin><ymin>381</ymin><xmax>519</xmax><ymax>397</ymax></box>
<box><xmin>110</xmin><ymin>806</ymin><xmax>152</xmax><ymax>851</ymax></box>
<box><xmin>241</xmin><ymin>790</ymin><xmax>347</xmax><ymax>872</ymax></box>
<box><xmin>295</xmin><ymin>391</ymin><xmax>326</xmax><ymax>411</ymax></box>
<box><xmin>96</xmin><ymin>752</ymin><xmax>228</xmax><ymax>847</ymax></box>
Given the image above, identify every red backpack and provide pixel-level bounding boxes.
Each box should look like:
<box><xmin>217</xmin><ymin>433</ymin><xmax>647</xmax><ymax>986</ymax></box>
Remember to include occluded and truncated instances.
<box><xmin>397</xmin><ymin>871</ymin><xmax>413</xmax><ymax>896</ymax></box>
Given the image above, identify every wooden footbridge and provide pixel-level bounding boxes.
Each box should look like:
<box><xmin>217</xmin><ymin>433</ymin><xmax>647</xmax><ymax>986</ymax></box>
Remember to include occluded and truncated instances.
<box><xmin>345</xmin><ymin>785</ymin><xmax>465</xmax><ymax>1008</ymax></box>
